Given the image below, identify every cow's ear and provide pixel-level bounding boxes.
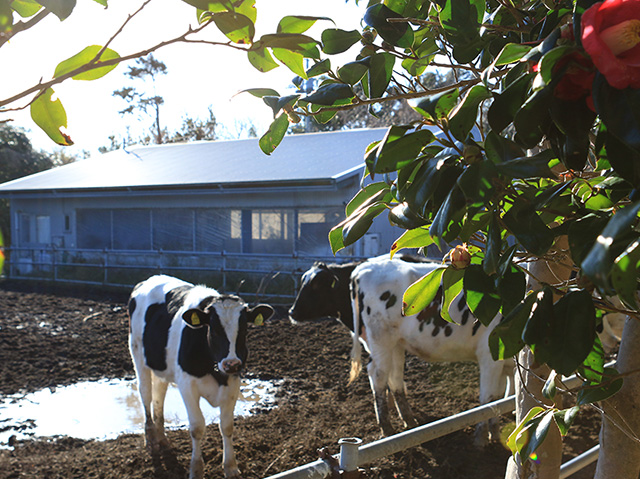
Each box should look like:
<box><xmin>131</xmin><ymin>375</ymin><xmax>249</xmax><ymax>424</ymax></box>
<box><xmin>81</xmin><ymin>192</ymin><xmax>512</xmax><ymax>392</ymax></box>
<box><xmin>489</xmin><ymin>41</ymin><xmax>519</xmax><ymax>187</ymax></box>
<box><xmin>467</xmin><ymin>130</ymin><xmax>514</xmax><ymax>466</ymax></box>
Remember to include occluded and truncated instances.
<box><xmin>182</xmin><ymin>309</ymin><xmax>208</xmax><ymax>329</ymax></box>
<box><xmin>247</xmin><ymin>304</ymin><xmax>274</xmax><ymax>326</ymax></box>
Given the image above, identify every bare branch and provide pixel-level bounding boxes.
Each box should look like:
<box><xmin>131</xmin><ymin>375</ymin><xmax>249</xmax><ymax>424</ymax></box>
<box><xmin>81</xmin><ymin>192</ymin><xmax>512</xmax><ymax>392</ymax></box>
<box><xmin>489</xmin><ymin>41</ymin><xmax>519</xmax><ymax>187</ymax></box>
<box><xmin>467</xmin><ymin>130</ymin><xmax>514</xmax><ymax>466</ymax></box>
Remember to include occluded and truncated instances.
<box><xmin>0</xmin><ymin>8</ymin><xmax>51</xmax><ymax>49</ymax></box>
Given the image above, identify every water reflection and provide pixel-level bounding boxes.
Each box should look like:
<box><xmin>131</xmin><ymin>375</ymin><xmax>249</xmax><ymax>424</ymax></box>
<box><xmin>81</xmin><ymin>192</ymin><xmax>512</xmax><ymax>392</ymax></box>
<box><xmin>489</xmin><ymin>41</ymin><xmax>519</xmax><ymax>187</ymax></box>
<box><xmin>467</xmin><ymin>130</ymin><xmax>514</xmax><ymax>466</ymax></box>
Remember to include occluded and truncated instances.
<box><xmin>0</xmin><ymin>377</ymin><xmax>278</xmax><ymax>447</ymax></box>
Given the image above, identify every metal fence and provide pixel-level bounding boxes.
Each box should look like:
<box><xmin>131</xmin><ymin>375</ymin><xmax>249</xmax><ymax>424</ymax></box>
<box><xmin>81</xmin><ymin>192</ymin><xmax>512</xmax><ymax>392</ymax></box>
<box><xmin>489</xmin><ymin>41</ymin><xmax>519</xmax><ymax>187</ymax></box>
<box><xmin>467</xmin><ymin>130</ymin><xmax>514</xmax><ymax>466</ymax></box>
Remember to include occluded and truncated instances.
<box><xmin>4</xmin><ymin>245</ymin><xmax>363</xmax><ymax>305</ymax></box>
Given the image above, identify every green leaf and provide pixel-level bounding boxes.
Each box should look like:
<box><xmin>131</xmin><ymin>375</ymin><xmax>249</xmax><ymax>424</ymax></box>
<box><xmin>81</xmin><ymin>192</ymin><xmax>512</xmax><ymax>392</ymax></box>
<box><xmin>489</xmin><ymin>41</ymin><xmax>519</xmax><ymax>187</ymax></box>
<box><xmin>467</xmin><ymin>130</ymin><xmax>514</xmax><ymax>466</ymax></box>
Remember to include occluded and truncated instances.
<box><xmin>262</xmin><ymin>94</ymin><xmax>299</xmax><ymax>117</ymax></box>
<box><xmin>30</xmin><ymin>88</ymin><xmax>73</xmax><ymax>146</ymax></box>
<box><xmin>554</xmin><ymin>406</ymin><xmax>580</xmax><ymax>436</ymax></box>
<box><xmin>576</xmin><ymin>367</ymin><xmax>623</xmax><ymax>406</ymax></box>
<box><xmin>345</xmin><ymin>183</ymin><xmax>391</xmax><ymax>217</ymax></box>
<box><xmin>506</xmin><ymin>406</ymin><xmax>545</xmax><ymax>454</ymax></box>
<box><xmin>497</xmin><ymin>264</ymin><xmax>526</xmax><ymax>316</ymax></box>
<box><xmin>364</xmin><ymin>3</ymin><xmax>414</xmax><ymax>48</ymax></box>
<box><xmin>321</xmin><ymin>28</ymin><xmax>361</xmax><ymax>54</ymax></box>
<box><xmin>247</xmin><ymin>46</ymin><xmax>280</xmax><ymax>72</ymax></box>
<box><xmin>259</xmin><ymin>113</ymin><xmax>289</xmax><ymax>155</ymax></box>
<box><xmin>502</xmin><ymin>201</ymin><xmax>555</xmax><ymax>256</ymax></box>
<box><xmin>494</xmin><ymin>150</ymin><xmax>555</xmax><ymax>180</ymax></box>
<box><xmin>457</xmin><ymin>161</ymin><xmax>498</xmax><ymax>209</ymax></box>
<box><xmin>182</xmin><ymin>0</ymin><xmax>232</xmax><ymax>12</ymax></box>
<box><xmin>542</xmin><ymin>370</ymin><xmax>558</xmax><ymax>400</ymax></box>
<box><xmin>579</xmin><ymin>336</ymin><xmax>606</xmax><ymax>384</ymax></box>
<box><xmin>442</xmin><ymin>268</ymin><xmax>465</xmax><ymax>323</ymax></box>
<box><xmin>488</xmin><ymin>72</ymin><xmax>535</xmax><ymax>133</ymax></box>
<box><xmin>409</xmin><ymin>89</ymin><xmax>459</xmax><ymax>120</ymax></box>
<box><xmin>403</xmin><ymin>267</ymin><xmax>446</xmax><ymax>316</ymax></box>
<box><xmin>429</xmin><ymin>184</ymin><xmax>466</xmax><ymax>243</ymax></box>
<box><xmin>337</xmin><ymin>58</ymin><xmax>370</xmax><ymax>85</ymax></box>
<box><xmin>368</xmin><ymin>53</ymin><xmax>395</xmax><ymax>99</ymax></box>
<box><xmin>370</xmin><ymin>127</ymin><xmax>435</xmax><ymax>174</ymax></box>
<box><xmin>483</xmin><ymin>213</ymin><xmax>501</xmax><ymax>276</ymax></box>
<box><xmin>390</xmin><ymin>227</ymin><xmax>435</xmax><ymax>258</ymax></box>
<box><xmin>513</xmin><ymin>86</ymin><xmax>552</xmax><ymax>149</ymax></box>
<box><xmin>211</xmin><ymin>11</ymin><xmax>254</xmax><ymax>44</ymax></box>
<box><xmin>341</xmin><ymin>202</ymin><xmax>388</xmax><ymax>247</ymax></box>
<box><xmin>272</xmin><ymin>48</ymin><xmax>306</xmax><ymax>78</ymax></box>
<box><xmin>306</xmin><ymin>59</ymin><xmax>331</xmax><ymax>77</ymax></box>
<box><xmin>463</xmin><ymin>264</ymin><xmax>501</xmax><ymax>325</ymax></box>
<box><xmin>518</xmin><ymin>410</ymin><xmax>555</xmax><ymax>461</ymax></box>
<box><xmin>0</xmin><ymin>1</ymin><xmax>12</xmax><ymax>32</ymax></box>
<box><xmin>582</xmin><ymin>201</ymin><xmax>640</xmax><ymax>292</ymax></box>
<box><xmin>11</xmin><ymin>0</ymin><xmax>43</xmax><ymax>17</ymax></box>
<box><xmin>300</xmin><ymin>83</ymin><xmax>354</xmax><ymax>106</ymax></box>
<box><xmin>329</xmin><ymin>224</ymin><xmax>345</xmax><ymax>254</ymax></box>
<box><xmin>54</xmin><ymin>45</ymin><xmax>119</xmax><ymax>81</ymax></box>
<box><xmin>448</xmin><ymin>84</ymin><xmax>491</xmax><ymax>141</ymax></box>
<box><xmin>37</xmin><ymin>0</ymin><xmax>76</xmax><ymax>20</ymax></box>
<box><xmin>489</xmin><ymin>292</ymin><xmax>537</xmax><ymax>360</ymax></box>
<box><xmin>593</xmin><ymin>73</ymin><xmax>640</xmax><ymax>153</ymax></box>
<box><xmin>568</xmin><ymin>214</ymin><xmax>609</xmax><ymax>266</ymax></box>
<box><xmin>484</xmin><ymin>130</ymin><xmax>525</xmax><ymax>164</ymax></box>
<box><xmin>494</xmin><ymin>43</ymin><xmax>533</xmax><ymax>66</ymax></box>
<box><xmin>611</xmin><ymin>239</ymin><xmax>640</xmax><ymax>310</ymax></box>
<box><xmin>259</xmin><ymin>33</ymin><xmax>319</xmax><ymax>55</ymax></box>
<box><xmin>277</xmin><ymin>15</ymin><xmax>332</xmax><ymax>34</ymax></box>
<box><xmin>235</xmin><ymin>88</ymin><xmax>280</xmax><ymax>99</ymax></box>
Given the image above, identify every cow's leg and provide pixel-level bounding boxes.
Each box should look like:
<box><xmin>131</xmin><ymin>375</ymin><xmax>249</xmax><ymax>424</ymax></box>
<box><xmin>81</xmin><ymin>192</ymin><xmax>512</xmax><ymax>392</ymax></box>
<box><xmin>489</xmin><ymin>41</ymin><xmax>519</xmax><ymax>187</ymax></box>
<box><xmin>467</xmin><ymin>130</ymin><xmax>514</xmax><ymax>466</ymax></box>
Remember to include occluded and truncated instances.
<box><xmin>182</xmin><ymin>394</ymin><xmax>207</xmax><ymax>479</ymax></box>
<box><xmin>219</xmin><ymin>398</ymin><xmax>240</xmax><ymax>478</ymax></box>
<box><xmin>388</xmin><ymin>346</ymin><xmax>417</xmax><ymax>429</ymax></box>
<box><xmin>151</xmin><ymin>376</ymin><xmax>170</xmax><ymax>448</ymax></box>
<box><xmin>476</xmin><ymin>355</ymin><xmax>505</xmax><ymax>446</ymax></box>
<box><xmin>134</xmin><ymin>365</ymin><xmax>160</xmax><ymax>451</ymax></box>
<box><xmin>368</xmin><ymin>357</ymin><xmax>394</xmax><ymax>436</ymax></box>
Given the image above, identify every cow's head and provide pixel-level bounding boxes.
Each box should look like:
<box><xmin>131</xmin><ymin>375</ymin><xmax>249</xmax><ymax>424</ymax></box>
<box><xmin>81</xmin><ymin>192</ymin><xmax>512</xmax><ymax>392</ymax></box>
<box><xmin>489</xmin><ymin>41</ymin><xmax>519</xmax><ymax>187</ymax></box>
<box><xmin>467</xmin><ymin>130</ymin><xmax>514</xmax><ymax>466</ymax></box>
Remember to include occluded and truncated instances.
<box><xmin>182</xmin><ymin>297</ymin><xmax>274</xmax><ymax>375</ymax></box>
<box><xmin>289</xmin><ymin>262</ymin><xmax>341</xmax><ymax>322</ymax></box>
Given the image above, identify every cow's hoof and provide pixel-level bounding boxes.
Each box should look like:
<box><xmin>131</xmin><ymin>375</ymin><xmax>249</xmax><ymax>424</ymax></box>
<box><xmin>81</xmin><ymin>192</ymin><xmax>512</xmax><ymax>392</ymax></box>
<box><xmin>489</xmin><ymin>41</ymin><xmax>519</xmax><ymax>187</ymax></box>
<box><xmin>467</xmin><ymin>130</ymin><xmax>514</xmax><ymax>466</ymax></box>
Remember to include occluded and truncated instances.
<box><xmin>224</xmin><ymin>467</ymin><xmax>242</xmax><ymax>478</ymax></box>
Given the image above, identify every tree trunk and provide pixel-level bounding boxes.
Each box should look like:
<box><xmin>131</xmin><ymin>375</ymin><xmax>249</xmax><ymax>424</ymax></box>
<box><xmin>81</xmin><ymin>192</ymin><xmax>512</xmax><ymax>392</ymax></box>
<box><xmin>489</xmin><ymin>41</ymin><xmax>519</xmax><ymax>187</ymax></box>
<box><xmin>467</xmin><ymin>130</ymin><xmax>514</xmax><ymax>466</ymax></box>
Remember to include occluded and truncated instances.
<box><xmin>504</xmin><ymin>349</ymin><xmax>564</xmax><ymax>479</ymax></box>
<box><xmin>505</xmin><ymin>237</ymin><xmax>572</xmax><ymax>479</ymax></box>
<box><xmin>594</xmin><ymin>317</ymin><xmax>640</xmax><ymax>478</ymax></box>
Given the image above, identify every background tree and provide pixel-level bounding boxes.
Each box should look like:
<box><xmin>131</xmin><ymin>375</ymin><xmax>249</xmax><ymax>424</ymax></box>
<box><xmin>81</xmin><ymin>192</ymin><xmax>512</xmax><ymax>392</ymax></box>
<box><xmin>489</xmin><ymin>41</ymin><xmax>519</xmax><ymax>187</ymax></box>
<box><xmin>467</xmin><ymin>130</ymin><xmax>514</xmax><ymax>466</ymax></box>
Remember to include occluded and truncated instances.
<box><xmin>0</xmin><ymin>124</ymin><xmax>55</xmax><ymax>243</ymax></box>
<box><xmin>113</xmin><ymin>53</ymin><xmax>167</xmax><ymax>144</ymax></box>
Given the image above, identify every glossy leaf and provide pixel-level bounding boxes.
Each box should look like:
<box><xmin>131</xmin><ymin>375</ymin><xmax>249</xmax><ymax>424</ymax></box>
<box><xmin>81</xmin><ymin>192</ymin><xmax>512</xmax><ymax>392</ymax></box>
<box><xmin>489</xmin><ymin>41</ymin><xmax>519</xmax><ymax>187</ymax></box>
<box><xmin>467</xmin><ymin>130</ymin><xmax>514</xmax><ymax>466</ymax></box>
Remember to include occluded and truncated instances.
<box><xmin>337</xmin><ymin>58</ymin><xmax>370</xmax><ymax>85</ymax></box>
<box><xmin>430</xmin><ymin>185</ymin><xmax>466</xmax><ymax>243</ymax></box>
<box><xmin>484</xmin><ymin>130</ymin><xmax>525</xmax><ymax>164</ymax></box>
<box><xmin>54</xmin><ymin>45</ymin><xmax>120</xmax><ymax>81</ymax></box>
<box><xmin>272</xmin><ymin>48</ymin><xmax>306</xmax><ymax>78</ymax></box>
<box><xmin>611</xmin><ymin>239</ymin><xmax>640</xmax><ymax>310</ymax></box>
<box><xmin>370</xmin><ymin>127</ymin><xmax>435</xmax><ymax>174</ymax></box>
<box><xmin>495</xmin><ymin>149</ymin><xmax>555</xmax><ymax>179</ymax></box>
<box><xmin>489</xmin><ymin>292</ymin><xmax>537</xmax><ymax>360</ymax></box>
<box><xmin>554</xmin><ymin>406</ymin><xmax>580</xmax><ymax>436</ymax></box>
<box><xmin>488</xmin><ymin>72</ymin><xmax>534</xmax><ymax>133</ymax></box>
<box><xmin>30</xmin><ymin>88</ymin><xmax>73</xmax><ymax>146</ymax></box>
<box><xmin>390</xmin><ymin>227</ymin><xmax>435</xmax><ymax>258</ymax></box>
<box><xmin>442</xmin><ymin>268</ymin><xmax>465</xmax><ymax>323</ymax></box>
<box><xmin>364</xmin><ymin>4</ymin><xmax>414</xmax><ymax>48</ymax></box>
<box><xmin>463</xmin><ymin>264</ymin><xmax>501</xmax><ymax>325</ymax></box>
<box><xmin>211</xmin><ymin>11</ymin><xmax>254</xmax><ymax>44</ymax></box>
<box><xmin>518</xmin><ymin>410</ymin><xmax>555</xmax><ymax>461</ymax></box>
<box><xmin>502</xmin><ymin>202</ymin><xmax>554</xmax><ymax>256</ymax></box>
<box><xmin>403</xmin><ymin>267</ymin><xmax>446</xmax><ymax>316</ymax></box>
<box><xmin>494</xmin><ymin>43</ymin><xmax>533</xmax><ymax>66</ymax></box>
<box><xmin>409</xmin><ymin>89</ymin><xmax>459</xmax><ymax>120</ymax></box>
<box><xmin>37</xmin><ymin>0</ymin><xmax>76</xmax><ymax>20</ymax></box>
<box><xmin>306</xmin><ymin>59</ymin><xmax>331</xmax><ymax>77</ymax></box>
<box><xmin>342</xmin><ymin>202</ymin><xmax>388</xmax><ymax>247</ymax></box>
<box><xmin>277</xmin><ymin>15</ymin><xmax>332</xmax><ymax>34</ymax></box>
<box><xmin>259</xmin><ymin>113</ymin><xmax>289</xmax><ymax>155</ymax></box>
<box><xmin>0</xmin><ymin>2</ymin><xmax>11</xmax><ymax>32</ymax></box>
<box><xmin>12</xmin><ymin>0</ymin><xmax>43</xmax><ymax>17</ymax></box>
<box><xmin>345</xmin><ymin>183</ymin><xmax>392</xmax><ymax>217</ymax></box>
<box><xmin>247</xmin><ymin>46</ymin><xmax>280</xmax><ymax>72</ymax></box>
<box><xmin>236</xmin><ymin>88</ymin><xmax>280</xmax><ymax>99</ymax></box>
<box><xmin>483</xmin><ymin>213</ymin><xmax>501</xmax><ymax>276</ymax></box>
<box><xmin>259</xmin><ymin>33</ymin><xmax>319</xmax><ymax>56</ymax></box>
<box><xmin>582</xmin><ymin>201</ymin><xmax>640</xmax><ymax>292</ymax></box>
<box><xmin>507</xmin><ymin>406</ymin><xmax>546</xmax><ymax>455</ymax></box>
<box><xmin>368</xmin><ymin>53</ymin><xmax>395</xmax><ymax>99</ymax></box>
<box><xmin>457</xmin><ymin>161</ymin><xmax>498</xmax><ymax>209</ymax></box>
<box><xmin>300</xmin><ymin>83</ymin><xmax>354</xmax><ymax>106</ymax></box>
<box><xmin>593</xmin><ymin>73</ymin><xmax>640</xmax><ymax>153</ymax></box>
<box><xmin>182</xmin><ymin>0</ymin><xmax>232</xmax><ymax>11</ymax></box>
<box><xmin>448</xmin><ymin>84</ymin><xmax>491</xmax><ymax>141</ymax></box>
<box><xmin>568</xmin><ymin>214</ymin><xmax>609</xmax><ymax>266</ymax></box>
<box><xmin>321</xmin><ymin>28</ymin><xmax>361</xmax><ymax>54</ymax></box>
<box><xmin>576</xmin><ymin>367</ymin><xmax>623</xmax><ymax>406</ymax></box>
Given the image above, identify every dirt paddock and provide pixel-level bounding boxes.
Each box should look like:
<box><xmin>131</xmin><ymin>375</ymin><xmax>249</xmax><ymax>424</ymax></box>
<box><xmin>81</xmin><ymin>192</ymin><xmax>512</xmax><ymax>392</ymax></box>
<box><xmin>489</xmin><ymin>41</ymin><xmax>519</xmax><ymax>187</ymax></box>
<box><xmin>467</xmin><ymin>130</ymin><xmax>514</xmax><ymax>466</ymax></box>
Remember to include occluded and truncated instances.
<box><xmin>0</xmin><ymin>280</ymin><xmax>601</xmax><ymax>478</ymax></box>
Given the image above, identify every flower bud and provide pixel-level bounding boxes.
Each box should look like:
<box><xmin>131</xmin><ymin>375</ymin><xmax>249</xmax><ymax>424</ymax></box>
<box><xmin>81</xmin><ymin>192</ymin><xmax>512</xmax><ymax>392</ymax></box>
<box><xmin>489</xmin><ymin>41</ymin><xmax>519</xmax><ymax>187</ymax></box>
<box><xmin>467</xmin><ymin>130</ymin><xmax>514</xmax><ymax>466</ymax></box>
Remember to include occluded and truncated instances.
<box><xmin>449</xmin><ymin>245</ymin><xmax>471</xmax><ymax>270</ymax></box>
<box><xmin>463</xmin><ymin>145</ymin><xmax>482</xmax><ymax>165</ymax></box>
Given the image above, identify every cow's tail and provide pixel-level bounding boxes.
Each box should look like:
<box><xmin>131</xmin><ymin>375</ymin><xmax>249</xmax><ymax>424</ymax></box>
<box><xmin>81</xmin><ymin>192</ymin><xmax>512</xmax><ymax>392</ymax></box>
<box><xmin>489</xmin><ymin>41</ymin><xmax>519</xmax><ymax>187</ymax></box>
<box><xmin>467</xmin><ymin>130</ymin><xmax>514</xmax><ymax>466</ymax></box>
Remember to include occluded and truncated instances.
<box><xmin>349</xmin><ymin>278</ymin><xmax>363</xmax><ymax>384</ymax></box>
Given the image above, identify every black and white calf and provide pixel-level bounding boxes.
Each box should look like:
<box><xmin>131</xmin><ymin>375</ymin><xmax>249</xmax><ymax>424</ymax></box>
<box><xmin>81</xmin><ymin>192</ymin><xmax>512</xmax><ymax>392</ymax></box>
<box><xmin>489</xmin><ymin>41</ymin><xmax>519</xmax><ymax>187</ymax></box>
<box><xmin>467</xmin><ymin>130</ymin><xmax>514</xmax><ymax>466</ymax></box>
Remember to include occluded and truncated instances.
<box><xmin>128</xmin><ymin>275</ymin><xmax>274</xmax><ymax>479</ymax></box>
<box><xmin>349</xmin><ymin>259</ymin><xmax>513</xmax><ymax>446</ymax></box>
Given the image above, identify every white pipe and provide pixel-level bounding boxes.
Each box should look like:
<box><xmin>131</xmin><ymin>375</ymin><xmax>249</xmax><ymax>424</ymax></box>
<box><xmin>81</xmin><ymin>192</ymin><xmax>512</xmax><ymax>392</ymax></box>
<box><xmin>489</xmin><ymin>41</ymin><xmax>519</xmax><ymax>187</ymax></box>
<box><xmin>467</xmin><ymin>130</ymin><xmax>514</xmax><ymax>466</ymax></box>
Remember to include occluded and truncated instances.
<box><xmin>339</xmin><ymin>437</ymin><xmax>362</xmax><ymax>472</ymax></box>
<box><xmin>559</xmin><ymin>445</ymin><xmax>600</xmax><ymax>479</ymax></box>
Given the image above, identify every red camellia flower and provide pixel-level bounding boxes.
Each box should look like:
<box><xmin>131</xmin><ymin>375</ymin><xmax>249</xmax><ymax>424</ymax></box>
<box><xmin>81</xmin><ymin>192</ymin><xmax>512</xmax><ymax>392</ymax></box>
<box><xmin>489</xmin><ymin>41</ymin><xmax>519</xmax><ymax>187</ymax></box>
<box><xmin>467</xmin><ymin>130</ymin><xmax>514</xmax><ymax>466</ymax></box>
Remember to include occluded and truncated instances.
<box><xmin>581</xmin><ymin>0</ymin><xmax>640</xmax><ymax>89</ymax></box>
<box><xmin>553</xmin><ymin>51</ymin><xmax>596</xmax><ymax>107</ymax></box>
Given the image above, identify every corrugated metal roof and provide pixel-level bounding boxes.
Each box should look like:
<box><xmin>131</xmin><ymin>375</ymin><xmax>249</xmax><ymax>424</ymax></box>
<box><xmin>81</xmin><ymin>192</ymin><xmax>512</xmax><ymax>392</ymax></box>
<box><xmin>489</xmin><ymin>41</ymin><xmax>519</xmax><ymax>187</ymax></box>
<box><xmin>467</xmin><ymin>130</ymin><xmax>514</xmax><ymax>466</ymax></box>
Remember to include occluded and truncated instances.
<box><xmin>0</xmin><ymin>128</ymin><xmax>388</xmax><ymax>193</ymax></box>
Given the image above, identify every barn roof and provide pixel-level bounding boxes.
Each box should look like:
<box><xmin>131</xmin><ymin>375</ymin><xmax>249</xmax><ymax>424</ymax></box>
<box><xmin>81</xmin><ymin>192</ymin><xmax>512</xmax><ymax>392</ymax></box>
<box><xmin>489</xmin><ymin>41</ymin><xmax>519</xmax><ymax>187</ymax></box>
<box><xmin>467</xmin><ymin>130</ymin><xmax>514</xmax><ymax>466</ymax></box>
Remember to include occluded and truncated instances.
<box><xmin>0</xmin><ymin>128</ymin><xmax>388</xmax><ymax>194</ymax></box>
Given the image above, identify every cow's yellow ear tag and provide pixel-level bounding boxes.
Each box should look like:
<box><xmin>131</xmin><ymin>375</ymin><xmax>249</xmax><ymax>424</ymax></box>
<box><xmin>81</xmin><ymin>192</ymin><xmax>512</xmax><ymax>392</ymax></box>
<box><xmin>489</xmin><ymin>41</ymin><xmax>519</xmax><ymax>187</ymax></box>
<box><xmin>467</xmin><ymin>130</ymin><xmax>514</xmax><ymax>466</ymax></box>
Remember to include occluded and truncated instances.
<box><xmin>191</xmin><ymin>312</ymin><xmax>200</xmax><ymax>326</ymax></box>
<box><xmin>331</xmin><ymin>279</ymin><xmax>337</xmax><ymax>289</ymax></box>
<box><xmin>254</xmin><ymin>314</ymin><xmax>264</xmax><ymax>326</ymax></box>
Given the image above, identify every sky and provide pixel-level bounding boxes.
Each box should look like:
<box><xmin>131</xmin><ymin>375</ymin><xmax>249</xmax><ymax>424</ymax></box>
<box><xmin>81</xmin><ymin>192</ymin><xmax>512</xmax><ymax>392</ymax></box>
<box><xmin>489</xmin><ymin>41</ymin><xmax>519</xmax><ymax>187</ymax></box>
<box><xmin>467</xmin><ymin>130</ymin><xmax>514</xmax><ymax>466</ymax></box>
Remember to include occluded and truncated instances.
<box><xmin>1</xmin><ymin>0</ymin><xmax>365</xmax><ymax>157</ymax></box>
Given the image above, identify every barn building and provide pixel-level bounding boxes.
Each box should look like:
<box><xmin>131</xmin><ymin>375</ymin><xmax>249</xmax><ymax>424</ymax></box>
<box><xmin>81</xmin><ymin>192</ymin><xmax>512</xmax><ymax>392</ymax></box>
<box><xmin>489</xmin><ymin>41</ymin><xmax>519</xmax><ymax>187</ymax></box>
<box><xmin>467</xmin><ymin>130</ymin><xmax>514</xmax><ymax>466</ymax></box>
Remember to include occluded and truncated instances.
<box><xmin>0</xmin><ymin>128</ymin><xmax>409</xmax><ymax>299</ymax></box>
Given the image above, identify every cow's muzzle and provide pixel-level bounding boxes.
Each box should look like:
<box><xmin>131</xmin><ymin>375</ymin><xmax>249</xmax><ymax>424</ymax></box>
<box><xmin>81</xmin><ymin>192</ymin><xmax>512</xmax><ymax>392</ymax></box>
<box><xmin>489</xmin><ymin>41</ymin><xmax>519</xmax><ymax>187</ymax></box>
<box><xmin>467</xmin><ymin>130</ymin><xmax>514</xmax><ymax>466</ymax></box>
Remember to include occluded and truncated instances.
<box><xmin>221</xmin><ymin>358</ymin><xmax>243</xmax><ymax>375</ymax></box>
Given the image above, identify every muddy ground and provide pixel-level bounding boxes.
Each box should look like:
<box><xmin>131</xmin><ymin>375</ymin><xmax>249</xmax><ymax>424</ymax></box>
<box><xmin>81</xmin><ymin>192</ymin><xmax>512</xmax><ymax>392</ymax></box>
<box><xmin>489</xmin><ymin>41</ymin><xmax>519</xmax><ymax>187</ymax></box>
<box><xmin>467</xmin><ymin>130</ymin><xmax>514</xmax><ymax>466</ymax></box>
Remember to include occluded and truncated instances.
<box><xmin>0</xmin><ymin>280</ymin><xmax>601</xmax><ymax>478</ymax></box>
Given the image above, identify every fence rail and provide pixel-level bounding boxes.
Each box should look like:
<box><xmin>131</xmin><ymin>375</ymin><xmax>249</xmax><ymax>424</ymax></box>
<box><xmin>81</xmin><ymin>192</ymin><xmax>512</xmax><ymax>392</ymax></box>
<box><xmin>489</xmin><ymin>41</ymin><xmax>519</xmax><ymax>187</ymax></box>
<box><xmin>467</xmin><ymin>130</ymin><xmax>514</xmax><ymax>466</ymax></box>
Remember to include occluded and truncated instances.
<box><xmin>3</xmin><ymin>246</ymin><xmax>363</xmax><ymax>304</ymax></box>
<box><xmin>264</xmin><ymin>370</ymin><xmax>604</xmax><ymax>479</ymax></box>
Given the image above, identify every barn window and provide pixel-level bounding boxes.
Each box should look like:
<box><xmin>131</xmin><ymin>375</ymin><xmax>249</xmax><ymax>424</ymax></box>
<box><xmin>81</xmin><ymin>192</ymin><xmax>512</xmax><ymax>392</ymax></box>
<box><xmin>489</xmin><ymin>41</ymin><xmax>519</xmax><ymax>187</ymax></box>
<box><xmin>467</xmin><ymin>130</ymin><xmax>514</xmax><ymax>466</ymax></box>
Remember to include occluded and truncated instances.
<box><xmin>250</xmin><ymin>210</ymin><xmax>294</xmax><ymax>254</ymax></box>
<box><xmin>113</xmin><ymin>209</ymin><xmax>151</xmax><ymax>250</ymax></box>
<box><xmin>153</xmin><ymin>209</ymin><xmax>194</xmax><ymax>251</ymax></box>
<box><xmin>196</xmin><ymin>209</ymin><xmax>240</xmax><ymax>253</ymax></box>
<box><xmin>296</xmin><ymin>209</ymin><xmax>342</xmax><ymax>255</ymax></box>
<box><xmin>77</xmin><ymin>209</ymin><xmax>111</xmax><ymax>249</ymax></box>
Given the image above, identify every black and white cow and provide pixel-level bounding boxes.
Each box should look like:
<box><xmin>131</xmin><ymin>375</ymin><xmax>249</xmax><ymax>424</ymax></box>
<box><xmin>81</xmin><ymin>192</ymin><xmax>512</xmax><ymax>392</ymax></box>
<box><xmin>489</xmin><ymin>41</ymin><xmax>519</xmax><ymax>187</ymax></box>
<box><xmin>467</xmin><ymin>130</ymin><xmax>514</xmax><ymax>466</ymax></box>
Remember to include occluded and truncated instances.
<box><xmin>349</xmin><ymin>259</ymin><xmax>513</xmax><ymax>446</ymax></box>
<box><xmin>288</xmin><ymin>253</ymin><xmax>429</xmax><ymax>330</ymax></box>
<box><xmin>128</xmin><ymin>275</ymin><xmax>274</xmax><ymax>479</ymax></box>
